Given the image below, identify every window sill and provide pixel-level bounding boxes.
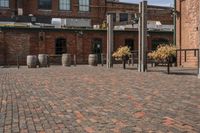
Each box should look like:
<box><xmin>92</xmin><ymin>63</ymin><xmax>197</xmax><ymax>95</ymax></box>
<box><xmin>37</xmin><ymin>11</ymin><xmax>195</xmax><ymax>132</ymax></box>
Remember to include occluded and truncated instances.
<box><xmin>0</xmin><ymin>7</ymin><xmax>10</xmax><ymax>10</ymax></box>
<box><xmin>38</xmin><ymin>9</ymin><xmax>52</xmax><ymax>12</ymax></box>
<box><xmin>58</xmin><ymin>10</ymin><xmax>72</xmax><ymax>13</ymax></box>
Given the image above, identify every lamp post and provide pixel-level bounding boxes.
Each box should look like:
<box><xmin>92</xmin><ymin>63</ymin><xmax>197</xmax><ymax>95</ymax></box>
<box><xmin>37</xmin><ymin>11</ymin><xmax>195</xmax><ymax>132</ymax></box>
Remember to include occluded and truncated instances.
<box><xmin>138</xmin><ymin>0</ymin><xmax>148</xmax><ymax>72</ymax></box>
<box><xmin>107</xmin><ymin>14</ymin><xmax>114</xmax><ymax>68</ymax></box>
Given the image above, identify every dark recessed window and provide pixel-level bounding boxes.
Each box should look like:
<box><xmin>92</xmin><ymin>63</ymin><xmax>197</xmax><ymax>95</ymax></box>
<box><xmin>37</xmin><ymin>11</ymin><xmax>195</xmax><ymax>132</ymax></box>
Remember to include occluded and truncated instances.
<box><xmin>59</xmin><ymin>0</ymin><xmax>70</xmax><ymax>10</ymax></box>
<box><xmin>79</xmin><ymin>0</ymin><xmax>89</xmax><ymax>12</ymax></box>
<box><xmin>125</xmin><ymin>39</ymin><xmax>134</xmax><ymax>51</ymax></box>
<box><xmin>120</xmin><ymin>13</ymin><xmax>128</xmax><ymax>22</ymax></box>
<box><xmin>0</xmin><ymin>0</ymin><xmax>9</xmax><ymax>8</ymax></box>
<box><xmin>38</xmin><ymin>0</ymin><xmax>52</xmax><ymax>10</ymax></box>
<box><xmin>55</xmin><ymin>38</ymin><xmax>67</xmax><ymax>55</ymax></box>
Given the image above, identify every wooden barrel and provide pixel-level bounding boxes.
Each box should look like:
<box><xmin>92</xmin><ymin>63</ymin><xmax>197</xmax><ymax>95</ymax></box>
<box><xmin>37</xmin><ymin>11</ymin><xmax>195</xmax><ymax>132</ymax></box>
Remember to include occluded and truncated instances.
<box><xmin>62</xmin><ymin>54</ymin><xmax>71</xmax><ymax>66</ymax></box>
<box><xmin>27</xmin><ymin>55</ymin><xmax>37</xmax><ymax>68</ymax></box>
<box><xmin>38</xmin><ymin>54</ymin><xmax>48</xmax><ymax>67</ymax></box>
<box><xmin>88</xmin><ymin>54</ymin><xmax>98</xmax><ymax>66</ymax></box>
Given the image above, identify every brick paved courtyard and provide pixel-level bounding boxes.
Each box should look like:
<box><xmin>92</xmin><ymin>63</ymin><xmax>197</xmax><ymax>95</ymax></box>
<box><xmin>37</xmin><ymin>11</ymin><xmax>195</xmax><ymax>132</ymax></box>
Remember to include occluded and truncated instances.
<box><xmin>0</xmin><ymin>65</ymin><xmax>200</xmax><ymax>133</ymax></box>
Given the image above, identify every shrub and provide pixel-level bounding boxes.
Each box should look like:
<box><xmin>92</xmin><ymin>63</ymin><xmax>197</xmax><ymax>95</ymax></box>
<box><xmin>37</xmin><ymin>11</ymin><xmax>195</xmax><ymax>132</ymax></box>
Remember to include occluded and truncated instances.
<box><xmin>112</xmin><ymin>46</ymin><xmax>131</xmax><ymax>58</ymax></box>
<box><xmin>148</xmin><ymin>44</ymin><xmax>176</xmax><ymax>61</ymax></box>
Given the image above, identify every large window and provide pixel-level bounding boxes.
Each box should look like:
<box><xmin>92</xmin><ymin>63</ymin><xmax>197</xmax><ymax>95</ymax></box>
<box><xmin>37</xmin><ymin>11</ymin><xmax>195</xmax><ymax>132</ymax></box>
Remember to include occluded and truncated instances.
<box><xmin>79</xmin><ymin>0</ymin><xmax>89</xmax><ymax>12</ymax></box>
<box><xmin>0</xmin><ymin>0</ymin><xmax>9</xmax><ymax>8</ymax></box>
<box><xmin>59</xmin><ymin>0</ymin><xmax>70</xmax><ymax>10</ymax></box>
<box><xmin>38</xmin><ymin>0</ymin><xmax>52</xmax><ymax>10</ymax></box>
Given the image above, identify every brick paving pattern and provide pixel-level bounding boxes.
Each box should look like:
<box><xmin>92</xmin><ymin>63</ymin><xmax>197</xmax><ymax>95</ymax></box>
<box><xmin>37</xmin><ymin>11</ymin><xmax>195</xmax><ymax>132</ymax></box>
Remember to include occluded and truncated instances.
<box><xmin>0</xmin><ymin>65</ymin><xmax>200</xmax><ymax>133</ymax></box>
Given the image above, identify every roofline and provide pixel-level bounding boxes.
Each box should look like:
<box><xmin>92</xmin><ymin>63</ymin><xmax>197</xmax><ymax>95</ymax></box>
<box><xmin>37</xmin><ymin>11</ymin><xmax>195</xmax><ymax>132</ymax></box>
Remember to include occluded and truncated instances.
<box><xmin>0</xmin><ymin>26</ymin><xmax>173</xmax><ymax>33</ymax></box>
<box><xmin>106</xmin><ymin>1</ymin><xmax>173</xmax><ymax>9</ymax></box>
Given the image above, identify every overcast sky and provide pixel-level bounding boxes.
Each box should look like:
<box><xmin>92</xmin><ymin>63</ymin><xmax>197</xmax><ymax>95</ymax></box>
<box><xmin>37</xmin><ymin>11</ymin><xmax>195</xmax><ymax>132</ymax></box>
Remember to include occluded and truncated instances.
<box><xmin>120</xmin><ymin>0</ymin><xmax>174</xmax><ymax>7</ymax></box>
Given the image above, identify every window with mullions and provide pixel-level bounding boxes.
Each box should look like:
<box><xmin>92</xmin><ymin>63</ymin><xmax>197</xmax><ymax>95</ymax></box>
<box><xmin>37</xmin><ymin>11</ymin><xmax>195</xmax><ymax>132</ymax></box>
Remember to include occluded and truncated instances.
<box><xmin>59</xmin><ymin>0</ymin><xmax>71</xmax><ymax>11</ymax></box>
<box><xmin>0</xmin><ymin>0</ymin><xmax>9</xmax><ymax>8</ymax></box>
<box><xmin>38</xmin><ymin>0</ymin><xmax>52</xmax><ymax>10</ymax></box>
<box><xmin>79</xmin><ymin>0</ymin><xmax>89</xmax><ymax>12</ymax></box>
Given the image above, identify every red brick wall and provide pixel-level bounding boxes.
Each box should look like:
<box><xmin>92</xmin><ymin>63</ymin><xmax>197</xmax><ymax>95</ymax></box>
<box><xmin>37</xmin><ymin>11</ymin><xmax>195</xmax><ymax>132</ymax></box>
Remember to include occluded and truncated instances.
<box><xmin>0</xmin><ymin>0</ymin><xmax>17</xmax><ymax>18</ymax></box>
<box><xmin>176</xmin><ymin>0</ymin><xmax>199</xmax><ymax>67</ymax></box>
<box><xmin>106</xmin><ymin>2</ymin><xmax>173</xmax><ymax>25</ymax></box>
<box><xmin>0</xmin><ymin>0</ymin><xmax>172</xmax><ymax>25</ymax></box>
<box><xmin>0</xmin><ymin>28</ymin><xmax>173</xmax><ymax>65</ymax></box>
<box><xmin>22</xmin><ymin>0</ymin><xmax>106</xmax><ymax>25</ymax></box>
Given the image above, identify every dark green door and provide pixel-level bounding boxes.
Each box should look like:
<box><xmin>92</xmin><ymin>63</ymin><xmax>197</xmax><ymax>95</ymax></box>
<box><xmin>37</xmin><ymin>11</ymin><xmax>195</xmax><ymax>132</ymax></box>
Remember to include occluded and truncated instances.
<box><xmin>92</xmin><ymin>38</ymin><xmax>102</xmax><ymax>63</ymax></box>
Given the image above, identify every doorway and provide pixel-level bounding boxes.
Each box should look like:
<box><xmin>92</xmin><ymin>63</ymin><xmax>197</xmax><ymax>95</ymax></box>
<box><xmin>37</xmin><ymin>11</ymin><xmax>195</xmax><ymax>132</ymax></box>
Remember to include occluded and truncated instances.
<box><xmin>55</xmin><ymin>38</ymin><xmax>67</xmax><ymax>55</ymax></box>
<box><xmin>91</xmin><ymin>38</ymin><xmax>102</xmax><ymax>63</ymax></box>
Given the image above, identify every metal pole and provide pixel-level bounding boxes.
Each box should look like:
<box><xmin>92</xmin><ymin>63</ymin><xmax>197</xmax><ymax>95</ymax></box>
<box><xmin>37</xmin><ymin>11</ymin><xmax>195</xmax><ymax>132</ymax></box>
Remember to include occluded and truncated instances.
<box><xmin>138</xmin><ymin>1</ymin><xmax>148</xmax><ymax>72</ymax></box>
<box><xmin>107</xmin><ymin>14</ymin><xmax>114</xmax><ymax>68</ymax></box>
<box><xmin>17</xmin><ymin>55</ymin><xmax>19</xmax><ymax>69</ymax></box>
<box><xmin>198</xmin><ymin>0</ymin><xmax>200</xmax><ymax>78</ymax></box>
<box><xmin>173</xmin><ymin>0</ymin><xmax>176</xmax><ymax>46</ymax></box>
<box><xmin>74</xmin><ymin>54</ymin><xmax>76</xmax><ymax>66</ymax></box>
<box><xmin>142</xmin><ymin>1</ymin><xmax>148</xmax><ymax>72</ymax></box>
<box><xmin>101</xmin><ymin>53</ymin><xmax>104</xmax><ymax>66</ymax></box>
<box><xmin>138</xmin><ymin>2</ymin><xmax>142</xmax><ymax>72</ymax></box>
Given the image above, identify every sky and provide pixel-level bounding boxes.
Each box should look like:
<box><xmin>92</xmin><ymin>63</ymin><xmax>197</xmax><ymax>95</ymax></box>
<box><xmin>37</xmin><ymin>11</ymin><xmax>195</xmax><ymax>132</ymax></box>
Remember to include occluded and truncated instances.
<box><xmin>120</xmin><ymin>0</ymin><xmax>174</xmax><ymax>7</ymax></box>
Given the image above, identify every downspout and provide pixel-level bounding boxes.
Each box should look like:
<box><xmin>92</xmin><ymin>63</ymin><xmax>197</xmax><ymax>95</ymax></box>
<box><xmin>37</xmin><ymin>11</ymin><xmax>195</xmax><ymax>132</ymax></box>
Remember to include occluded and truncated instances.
<box><xmin>179</xmin><ymin>0</ymin><xmax>182</xmax><ymax>66</ymax></box>
<box><xmin>173</xmin><ymin>0</ymin><xmax>176</xmax><ymax>45</ymax></box>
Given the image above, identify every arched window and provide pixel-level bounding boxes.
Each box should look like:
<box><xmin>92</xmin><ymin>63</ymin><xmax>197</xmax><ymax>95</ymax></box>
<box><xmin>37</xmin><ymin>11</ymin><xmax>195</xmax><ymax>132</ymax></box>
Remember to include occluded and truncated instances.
<box><xmin>55</xmin><ymin>38</ymin><xmax>67</xmax><ymax>55</ymax></box>
<box><xmin>151</xmin><ymin>38</ymin><xmax>169</xmax><ymax>50</ymax></box>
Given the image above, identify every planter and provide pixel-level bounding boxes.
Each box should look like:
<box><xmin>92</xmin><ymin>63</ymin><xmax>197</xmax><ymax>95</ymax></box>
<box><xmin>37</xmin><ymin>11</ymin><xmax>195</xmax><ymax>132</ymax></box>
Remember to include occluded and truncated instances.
<box><xmin>88</xmin><ymin>54</ymin><xmax>98</xmax><ymax>66</ymax></box>
<box><xmin>62</xmin><ymin>54</ymin><xmax>71</xmax><ymax>66</ymax></box>
<box><xmin>27</xmin><ymin>55</ymin><xmax>37</xmax><ymax>68</ymax></box>
<box><xmin>38</xmin><ymin>54</ymin><xmax>48</xmax><ymax>67</ymax></box>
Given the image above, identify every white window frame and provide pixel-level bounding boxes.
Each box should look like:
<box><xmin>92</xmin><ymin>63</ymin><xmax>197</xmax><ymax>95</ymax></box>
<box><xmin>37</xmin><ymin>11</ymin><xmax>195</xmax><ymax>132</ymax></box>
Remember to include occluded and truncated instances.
<box><xmin>59</xmin><ymin>0</ymin><xmax>71</xmax><ymax>11</ymax></box>
<box><xmin>79</xmin><ymin>0</ymin><xmax>90</xmax><ymax>12</ymax></box>
<box><xmin>0</xmin><ymin>0</ymin><xmax>9</xmax><ymax>8</ymax></box>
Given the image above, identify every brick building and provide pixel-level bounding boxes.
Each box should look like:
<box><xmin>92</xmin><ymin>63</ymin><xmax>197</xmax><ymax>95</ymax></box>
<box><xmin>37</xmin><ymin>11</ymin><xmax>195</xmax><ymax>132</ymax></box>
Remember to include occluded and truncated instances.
<box><xmin>0</xmin><ymin>0</ymin><xmax>174</xmax><ymax>65</ymax></box>
<box><xmin>176</xmin><ymin>0</ymin><xmax>200</xmax><ymax>67</ymax></box>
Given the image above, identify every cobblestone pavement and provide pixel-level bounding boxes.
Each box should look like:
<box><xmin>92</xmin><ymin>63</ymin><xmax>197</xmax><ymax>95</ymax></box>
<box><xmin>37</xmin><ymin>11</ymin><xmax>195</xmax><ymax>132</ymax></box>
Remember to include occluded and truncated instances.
<box><xmin>0</xmin><ymin>65</ymin><xmax>200</xmax><ymax>133</ymax></box>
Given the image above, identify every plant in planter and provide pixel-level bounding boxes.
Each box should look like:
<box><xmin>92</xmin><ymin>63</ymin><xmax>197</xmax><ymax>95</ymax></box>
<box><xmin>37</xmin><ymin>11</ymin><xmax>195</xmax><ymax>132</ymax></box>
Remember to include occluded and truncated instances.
<box><xmin>148</xmin><ymin>44</ymin><xmax>176</xmax><ymax>74</ymax></box>
<box><xmin>112</xmin><ymin>46</ymin><xmax>131</xmax><ymax>69</ymax></box>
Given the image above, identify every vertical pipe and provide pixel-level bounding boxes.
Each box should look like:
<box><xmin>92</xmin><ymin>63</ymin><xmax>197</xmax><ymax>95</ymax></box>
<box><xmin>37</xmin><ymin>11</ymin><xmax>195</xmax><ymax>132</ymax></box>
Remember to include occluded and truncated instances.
<box><xmin>107</xmin><ymin>14</ymin><xmax>113</xmax><ymax>68</ymax></box>
<box><xmin>141</xmin><ymin>1</ymin><xmax>147</xmax><ymax>72</ymax></box>
<box><xmin>173</xmin><ymin>0</ymin><xmax>176</xmax><ymax>46</ymax></box>
<box><xmin>143</xmin><ymin>0</ymin><xmax>148</xmax><ymax>72</ymax></box>
<box><xmin>74</xmin><ymin>54</ymin><xmax>76</xmax><ymax>66</ymax></box>
<box><xmin>138</xmin><ymin>2</ymin><xmax>142</xmax><ymax>72</ymax></box>
<box><xmin>198</xmin><ymin>0</ymin><xmax>200</xmax><ymax>78</ymax></box>
<box><xmin>101</xmin><ymin>53</ymin><xmax>104</xmax><ymax>66</ymax></box>
<box><xmin>179</xmin><ymin>0</ymin><xmax>182</xmax><ymax>66</ymax></box>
